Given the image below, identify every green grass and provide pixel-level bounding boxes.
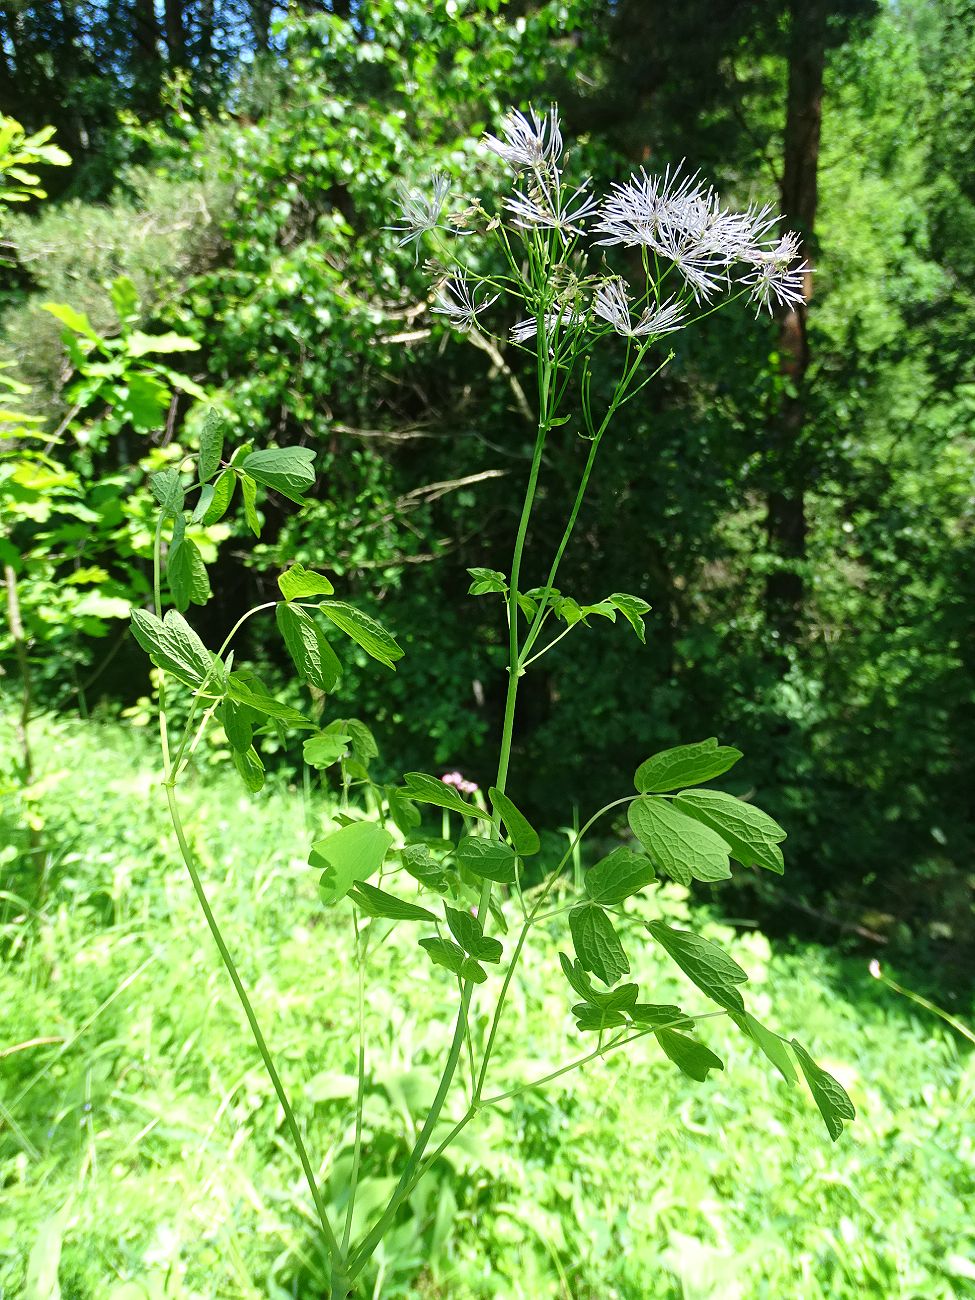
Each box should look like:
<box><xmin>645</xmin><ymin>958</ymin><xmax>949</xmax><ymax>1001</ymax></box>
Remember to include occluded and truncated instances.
<box><xmin>1</xmin><ymin>712</ymin><xmax>973</xmax><ymax>1299</ymax></box>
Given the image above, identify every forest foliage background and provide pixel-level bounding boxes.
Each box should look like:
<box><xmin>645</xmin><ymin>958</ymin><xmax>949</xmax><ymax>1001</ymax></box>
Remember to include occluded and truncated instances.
<box><xmin>2</xmin><ymin>2</ymin><xmax>975</xmax><ymax>1297</ymax></box>
<box><xmin>1</xmin><ymin>0</ymin><xmax>973</xmax><ymax>976</ymax></box>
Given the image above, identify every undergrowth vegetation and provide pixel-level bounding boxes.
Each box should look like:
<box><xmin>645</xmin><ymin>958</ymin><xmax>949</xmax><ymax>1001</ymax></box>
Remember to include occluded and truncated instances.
<box><xmin>2</xmin><ymin>714</ymin><xmax>972</xmax><ymax>1299</ymax></box>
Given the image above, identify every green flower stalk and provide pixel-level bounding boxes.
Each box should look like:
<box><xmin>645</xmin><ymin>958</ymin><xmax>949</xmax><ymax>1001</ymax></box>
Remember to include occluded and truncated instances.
<box><xmin>132</xmin><ymin>103</ymin><xmax>854</xmax><ymax>1297</ymax></box>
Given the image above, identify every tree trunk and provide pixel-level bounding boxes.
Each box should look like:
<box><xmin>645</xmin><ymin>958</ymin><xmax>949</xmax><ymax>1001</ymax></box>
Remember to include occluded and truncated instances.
<box><xmin>163</xmin><ymin>0</ymin><xmax>186</xmax><ymax>65</ymax></box>
<box><xmin>764</xmin><ymin>0</ymin><xmax>826</xmax><ymax>644</ymax></box>
<box><xmin>131</xmin><ymin>0</ymin><xmax>162</xmax><ymax>111</ymax></box>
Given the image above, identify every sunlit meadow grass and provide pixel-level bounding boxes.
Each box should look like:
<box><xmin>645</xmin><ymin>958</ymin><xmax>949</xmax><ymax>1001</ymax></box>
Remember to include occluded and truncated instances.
<box><xmin>1</xmin><ymin>713</ymin><xmax>973</xmax><ymax>1298</ymax></box>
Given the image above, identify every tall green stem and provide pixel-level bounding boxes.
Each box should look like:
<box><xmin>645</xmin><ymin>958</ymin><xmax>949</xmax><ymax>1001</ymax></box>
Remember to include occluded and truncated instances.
<box><xmin>350</xmin><ymin>338</ymin><xmax>555</xmax><ymax>1277</ymax></box>
<box><xmin>151</xmin><ymin>515</ymin><xmax>343</xmax><ymax>1271</ymax></box>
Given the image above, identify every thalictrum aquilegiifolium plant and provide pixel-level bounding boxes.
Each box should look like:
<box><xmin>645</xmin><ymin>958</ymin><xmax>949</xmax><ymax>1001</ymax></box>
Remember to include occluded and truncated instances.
<box><xmin>130</xmin><ymin>105</ymin><xmax>854</xmax><ymax>1298</ymax></box>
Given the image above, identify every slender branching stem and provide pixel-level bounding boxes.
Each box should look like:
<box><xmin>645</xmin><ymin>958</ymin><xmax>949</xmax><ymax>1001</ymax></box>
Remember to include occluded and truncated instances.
<box><xmin>151</xmin><ymin>515</ymin><xmax>344</xmax><ymax>1271</ymax></box>
<box><xmin>343</xmin><ymin>908</ymin><xmax>367</xmax><ymax>1255</ymax></box>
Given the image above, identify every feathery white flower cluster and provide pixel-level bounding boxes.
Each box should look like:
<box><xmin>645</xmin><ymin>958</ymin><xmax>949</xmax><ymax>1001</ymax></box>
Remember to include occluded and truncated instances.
<box><xmin>390</xmin><ymin>105</ymin><xmax>807</xmax><ymax>344</ymax></box>
<box><xmin>594</xmin><ymin>162</ymin><xmax>805</xmax><ymax>314</ymax></box>
<box><xmin>484</xmin><ymin>106</ymin><xmax>563</xmax><ymax>172</ymax></box>
<box><xmin>432</xmin><ymin>271</ymin><xmax>499</xmax><ymax>332</ymax></box>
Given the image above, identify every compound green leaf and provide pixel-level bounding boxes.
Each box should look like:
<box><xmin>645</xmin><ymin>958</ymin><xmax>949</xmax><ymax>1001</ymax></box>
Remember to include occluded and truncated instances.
<box><xmin>403</xmin><ymin>772</ymin><xmax>490</xmax><ymax>820</ymax></box>
<box><xmin>349</xmin><ymin>882</ymin><xmax>436</xmax><ymax>922</ymax></box>
<box><xmin>202</xmin><ymin>469</ymin><xmax>235</xmax><ymax>524</ymax></box>
<box><xmin>674</xmin><ymin>789</ymin><xmax>786</xmax><ymax>874</ymax></box>
<box><xmin>232</xmin><ymin>744</ymin><xmax>265</xmax><ymax>793</ymax></box>
<box><xmin>311</xmin><ymin>821</ymin><xmax>393</xmax><ymax>905</ymax></box>
<box><xmin>608</xmin><ymin>592</ymin><xmax>651</xmax><ymax>642</ymax></box>
<box><xmin>226</xmin><ymin>674</ymin><xmax>313</xmax><ymax>729</ymax></box>
<box><xmin>110</xmin><ymin>275</ymin><xmax>139</xmax><ymax>323</ymax></box>
<box><xmin>319</xmin><ymin>600</ymin><xmax>403</xmax><ymax>670</ymax></box>
<box><xmin>584</xmin><ymin>845</ymin><xmax>655</xmax><ymax>904</ymax></box>
<box><xmin>240</xmin><ymin>472</ymin><xmax>261</xmax><ymax>536</ymax></box>
<box><xmin>149</xmin><ymin>468</ymin><xmax>184</xmax><ymax>516</ymax></box>
<box><xmin>573</xmin><ymin>1005</ymin><xmax>628</xmax><ymax>1032</ymax></box>
<box><xmin>220</xmin><ymin>698</ymin><xmax>253</xmax><ymax>754</ymax></box>
<box><xmin>302</xmin><ymin>731</ymin><xmax>350</xmax><ymax>769</ymax></box>
<box><xmin>191</xmin><ymin>483</ymin><xmax>215</xmax><ymax>524</ymax></box>
<box><xmin>42</xmin><ymin>300</ymin><xmax>101</xmax><ymax>342</ymax></box>
<box><xmin>401</xmin><ymin>843</ymin><xmax>449</xmax><ymax>891</ymax></box>
<box><xmin>488</xmin><ymin>786</ymin><xmax>540</xmax><ymax>856</ymax></box>
<box><xmin>241</xmin><ymin>445</ymin><xmax>316</xmax><ymax>501</ymax></box>
<box><xmin>730</xmin><ymin>1011</ymin><xmax>797</xmax><ymax>1084</ymax></box>
<box><xmin>561</xmin><ymin>952</ymin><xmax>642</xmax><ymax>1012</ymax></box>
<box><xmin>791</xmin><ymin>1039</ymin><xmax>855</xmax><ymax>1141</ymax></box>
<box><xmin>387</xmin><ymin>787</ymin><xmax>421</xmax><ymax>835</ymax></box>
<box><xmin>646</xmin><ymin>920</ymin><xmax>748</xmax><ymax>1013</ymax></box>
<box><xmin>198</xmin><ymin>408</ymin><xmax>225</xmax><ymax>483</ymax></box>
<box><xmin>634</xmin><ymin>737</ymin><xmax>743</xmax><ymax>793</ymax></box>
<box><xmin>467</xmin><ymin>567</ymin><xmax>507</xmax><ymax>595</ymax></box>
<box><xmin>569</xmin><ymin>903</ymin><xmax>630</xmax><ymax>986</ymax></box>
<box><xmin>655</xmin><ymin>1029</ymin><xmax>724</xmax><ymax>1081</ymax></box>
<box><xmin>455</xmin><ymin>835</ymin><xmax>517</xmax><ymax>882</ymax></box>
<box><xmin>630</xmin><ymin>1003</ymin><xmax>693</xmax><ymax>1030</ymax></box>
<box><xmin>628</xmin><ymin>796</ymin><xmax>731</xmax><ymax>883</ymax></box>
<box><xmin>278</xmin><ymin>561</ymin><xmax>335</xmax><ymax>600</ymax></box>
<box><xmin>130</xmin><ymin>608</ymin><xmax>211</xmax><ymax>688</ymax></box>
<box><xmin>419</xmin><ymin>937</ymin><xmax>487</xmax><ymax>984</ymax></box>
<box><xmin>167</xmin><ymin>537</ymin><xmax>210</xmax><ymax>611</ymax></box>
<box><xmin>275</xmin><ymin>603</ymin><xmax>341</xmax><ymax>691</ymax></box>
<box><xmin>444</xmin><ymin>906</ymin><xmax>503</xmax><ymax>962</ymax></box>
<box><xmin>127</xmin><ymin>329</ymin><xmax>200</xmax><ymax>357</ymax></box>
<box><xmin>346</xmin><ymin>718</ymin><xmax>378</xmax><ymax>765</ymax></box>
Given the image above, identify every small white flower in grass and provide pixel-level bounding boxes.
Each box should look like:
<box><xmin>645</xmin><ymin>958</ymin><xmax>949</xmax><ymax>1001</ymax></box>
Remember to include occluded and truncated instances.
<box><xmin>742</xmin><ymin>231</ymin><xmax>807</xmax><ymax>315</ymax></box>
<box><xmin>504</xmin><ymin>176</ymin><xmax>599</xmax><ymax>240</ymax></box>
<box><xmin>431</xmin><ymin>271</ymin><xmax>499</xmax><ymax>332</ymax></box>
<box><xmin>593</xmin><ymin>280</ymin><xmax>687</xmax><ymax>338</ymax></box>
<box><xmin>484</xmin><ymin>105</ymin><xmax>563</xmax><ymax>171</ymax></box>
<box><xmin>391</xmin><ymin>171</ymin><xmax>451</xmax><ymax>250</ymax></box>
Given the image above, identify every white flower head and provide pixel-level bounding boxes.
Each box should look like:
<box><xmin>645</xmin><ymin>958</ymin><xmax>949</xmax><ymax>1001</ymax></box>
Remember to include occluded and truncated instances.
<box><xmin>390</xmin><ymin>172</ymin><xmax>451</xmax><ymax>252</ymax></box>
<box><xmin>431</xmin><ymin>271</ymin><xmax>499</xmax><ymax>332</ymax></box>
<box><xmin>741</xmin><ymin>231</ymin><xmax>807</xmax><ymax>315</ymax></box>
<box><xmin>510</xmin><ymin>306</ymin><xmax>580</xmax><ymax>345</ymax></box>
<box><xmin>595</xmin><ymin>162</ymin><xmax>784</xmax><ymax>303</ymax></box>
<box><xmin>593</xmin><ymin>279</ymin><xmax>686</xmax><ymax>338</ymax></box>
<box><xmin>504</xmin><ymin>175</ymin><xmax>599</xmax><ymax>240</ymax></box>
<box><xmin>484</xmin><ymin>106</ymin><xmax>563</xmax><ymax>172</ymax></box>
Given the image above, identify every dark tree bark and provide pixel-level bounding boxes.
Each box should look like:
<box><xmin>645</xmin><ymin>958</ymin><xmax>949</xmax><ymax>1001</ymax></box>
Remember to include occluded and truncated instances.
<box><xmin>163</xmin><ymin>0</ymin><xmax>186</xmax><ymax>65</ymax></box>
<box><xmin>250</xmin><ymin>0</ymin><xmax>273</xmax><ymax>51</ymax></box>
<box><xmin>765</xmin><ymin>0</ymin><xmax>827</xmax><ymax>643</ymax></box>
<box><xmin>197</xmin><ymin>0</ymin><xmax>215</xmax><ymax>64</ymax></box>
<box><xmin>131</xmin><ymin>0</ymin><xmax>162</xmax><ymax>107</ymax></box>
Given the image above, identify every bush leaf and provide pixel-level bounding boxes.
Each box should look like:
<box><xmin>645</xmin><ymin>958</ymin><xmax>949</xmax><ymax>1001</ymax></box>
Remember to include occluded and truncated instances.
<box><xmin>488</xmin><ymin>786</ymin><xmax>540</xmax><ymax>856</ymax></box>
<box><xmin>455</xmin><ymin>835</ymin><xmax>517</xmax><ymax>883</ymax></box>
<box><xmin>276</xmin><ymin>603</ymin><xmax>341</xmax><ymax>692</ymax></box>
<box><xmin>569</xmin><ymin>903</ymin><xmax>630</xmax><ymax>986</ymax></box>
<box><xmin>278</xmin><ymin>561</ymin><xmax>335</xmax><ymax>600</ymax></box>
<box><xmin>674</xmin><ymin>789</ymin><xmax>786</xmax><ymax>874</ymax></box>
<box><xmin>311</xmin><ymin>821</ymin><xmax>393</xmax><ymax>905</ymax></box>
<box><xmin>349</xmin><ymin>881</ymin><xmax>436</xmax><ymax>921</ymax></box>
<box><xmin>242</xmin><ymin>445</ymin><xmax>316</xmax><ymax>501</ymax></box>
<box><xmin>791</xmin><ymin>1039</ymin><xmax>856</xmax><ymax>1141</ymax></box>
<box><xmin>628</xmin><ymin>796</ymin><xmax>732</xmax><ymax>883</ymax></box>
<box><xmin>584</xmin><ymin>845</ymin><xmax>655</xmax><ymax>904</ymax></box>
<box><xmin>634</xmin><ymin>738</ymin><xmax>743</xmax><ymax>793</ymax></box>
<box><xmin>319</xmin><ymin>600</ymin><xmax>403</xmax><ymax>670</ymax></box>
<box><xmin>646</xmin><ymin>920</ymin><xmax>748</xmax><ymax>1013</ymax></box>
